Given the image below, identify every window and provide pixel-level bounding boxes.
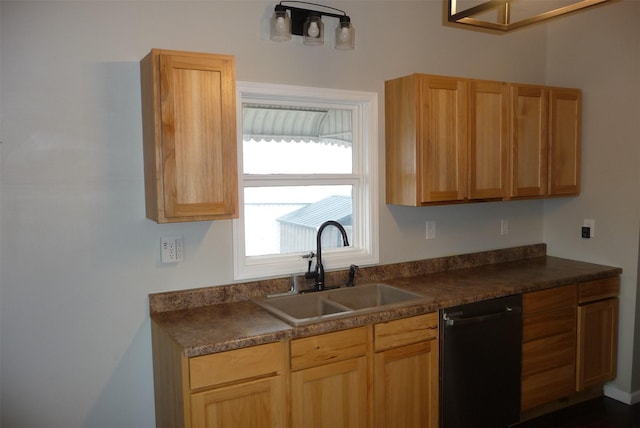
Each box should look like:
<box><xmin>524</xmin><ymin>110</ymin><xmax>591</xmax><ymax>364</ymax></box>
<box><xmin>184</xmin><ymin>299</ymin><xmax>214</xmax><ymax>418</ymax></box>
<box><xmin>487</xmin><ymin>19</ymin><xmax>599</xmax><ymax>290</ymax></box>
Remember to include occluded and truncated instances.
<box><xmin>233</xmin><ymin>81</ymin><xmax>379</xmax><ymax>280</ymax></box>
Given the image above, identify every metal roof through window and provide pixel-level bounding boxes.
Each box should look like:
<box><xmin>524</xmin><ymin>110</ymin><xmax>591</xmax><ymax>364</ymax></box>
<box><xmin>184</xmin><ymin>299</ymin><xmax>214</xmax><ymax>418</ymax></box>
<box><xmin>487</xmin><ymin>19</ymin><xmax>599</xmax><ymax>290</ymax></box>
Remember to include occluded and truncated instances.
<box><xmin>242</xmin><ymin>104</ymin><xmax>352</xmax><ymax>147</ymax></box>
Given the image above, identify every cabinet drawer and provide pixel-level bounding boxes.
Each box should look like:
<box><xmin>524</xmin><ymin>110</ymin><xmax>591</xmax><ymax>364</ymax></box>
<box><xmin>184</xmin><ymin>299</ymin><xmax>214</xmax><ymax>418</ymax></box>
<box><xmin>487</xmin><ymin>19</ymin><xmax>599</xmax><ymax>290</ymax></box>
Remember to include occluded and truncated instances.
<box><xmin>190</xmin><ymin>342</ymin><xmax>283</xmax><ymax>390</ymax></box>
<box><xmin>291</xmin><ymin>327</ymin><xmax>367</xmax><ymax>371</ymax></box>
<box><xmin>523</xmin><ymin>284</ymin><xmax>576</xmax><ymax>315</ymax></box>
<box><xmin>521</xmin><ymin>363</ymin><xmax>576</xmax><ymax>411</ymax></box>
<box><xmin>578</xmin><ymin>277</ymin><xmax>620</xmax><ymax>304</ymax></box>
<box><xmin>522</xmin><ymin>331</ymin><xmax>575</xmax><ymax>377</ymax></box>
<box><xmin>523</xmin><ymin>306</ymin><xmax>576</xmax><ymax>342</ymax></box>
<box><xmin>374</xmin><ymin>312</ymin><xmax>438</xmax><ymax>351</ymax></box>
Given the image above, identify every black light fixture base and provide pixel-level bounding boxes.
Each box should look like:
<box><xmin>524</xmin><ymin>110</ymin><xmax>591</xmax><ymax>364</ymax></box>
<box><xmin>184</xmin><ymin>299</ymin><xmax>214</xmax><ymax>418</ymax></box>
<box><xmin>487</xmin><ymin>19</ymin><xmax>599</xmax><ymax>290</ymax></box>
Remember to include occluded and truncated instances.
<box><xmin>277</xmin><ymin>1</ymin><xmax>347</xmax><ymax>36</ymax></box>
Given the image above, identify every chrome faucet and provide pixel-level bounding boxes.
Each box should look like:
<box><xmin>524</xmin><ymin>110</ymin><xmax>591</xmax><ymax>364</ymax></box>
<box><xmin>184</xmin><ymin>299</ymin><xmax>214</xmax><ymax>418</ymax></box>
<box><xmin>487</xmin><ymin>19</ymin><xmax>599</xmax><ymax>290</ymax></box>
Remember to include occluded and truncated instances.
<box><xmin>306</xmin><ymin>220</ymin><xmax>350</xmax><ymax>291</ymax></box>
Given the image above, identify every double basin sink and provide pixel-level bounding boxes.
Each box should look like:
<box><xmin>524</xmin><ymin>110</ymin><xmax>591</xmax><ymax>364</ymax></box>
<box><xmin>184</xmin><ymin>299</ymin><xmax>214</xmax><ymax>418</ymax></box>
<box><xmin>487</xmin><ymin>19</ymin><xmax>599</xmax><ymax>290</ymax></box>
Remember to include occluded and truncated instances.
<box><xmin>251</xmin><ymin>283</ymin><xmax>426</xmax><ymax>326</ymax></box>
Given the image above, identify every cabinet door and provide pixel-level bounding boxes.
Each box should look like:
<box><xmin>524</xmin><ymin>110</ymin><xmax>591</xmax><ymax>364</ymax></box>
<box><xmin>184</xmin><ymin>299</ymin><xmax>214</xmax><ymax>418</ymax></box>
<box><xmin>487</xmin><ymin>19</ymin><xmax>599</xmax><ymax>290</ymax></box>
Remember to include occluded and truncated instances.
<box><xmin>141</xmin><ymin>49</ymin><xmax>238</xmax><ymax>223</ymax></box>
<box><xmin>190</xmin><ymin>376</ymin><xmax>284</xmax><ymax>428</ymax></box>
<box><xmin>417</xmin><ymin>75</ymin><xmax>468</xmax><ymax>203</ymax></box>
<box><xmin>468</xmin><ymin>80</ymin><xmax>509</xmax><ymax>200</ymax></box>
<box><xmin>374</xmin><ymin>340</ymin><xmax>438</xmax><ymax>428</ymax></box>
<box><xmin>577</xmin><ymin>298</ymin><xmax>618</xmax><ymax>390</ymax></box>
<box><xmin>510</xmin><ymin>85</ymin><xmax>548</xmax><ymax>197</ymax></box>
<box><xmin>548</xmin><ymin>88</ymin><xmax>581</xmax><ymax>196</ymax></box>
<box><xmin>291</xmin><ymin>357</ymin><xmax>368</xmax><ymax>428</ymax></box>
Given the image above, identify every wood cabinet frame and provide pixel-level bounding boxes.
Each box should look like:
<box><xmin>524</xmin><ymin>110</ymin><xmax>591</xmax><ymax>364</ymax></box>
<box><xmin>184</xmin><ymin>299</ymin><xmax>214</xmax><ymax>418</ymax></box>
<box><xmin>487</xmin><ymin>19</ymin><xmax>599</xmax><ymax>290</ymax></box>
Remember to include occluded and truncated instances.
<box><xmin>385</xmin><ymin>73</ymin><xmax>581</xmax><ymax>206</ymax></box>
<box><xmin>140</xmin><ymin>49</ymin><xmax>238</xmax><ymax>223</ymax></box>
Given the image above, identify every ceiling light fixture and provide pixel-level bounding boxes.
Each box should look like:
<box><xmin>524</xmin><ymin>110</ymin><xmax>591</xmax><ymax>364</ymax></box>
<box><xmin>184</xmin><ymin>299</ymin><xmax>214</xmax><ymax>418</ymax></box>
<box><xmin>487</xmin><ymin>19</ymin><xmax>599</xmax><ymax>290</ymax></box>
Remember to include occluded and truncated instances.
<box><xmin>270</xmin><ymin>1</ymin><xmax>355</xmax><ymax>50</ymax></box>
<box><xmin>447</xmin><ymin>0</ymin><xmax>613</xmax><ymax>32</ymax></box>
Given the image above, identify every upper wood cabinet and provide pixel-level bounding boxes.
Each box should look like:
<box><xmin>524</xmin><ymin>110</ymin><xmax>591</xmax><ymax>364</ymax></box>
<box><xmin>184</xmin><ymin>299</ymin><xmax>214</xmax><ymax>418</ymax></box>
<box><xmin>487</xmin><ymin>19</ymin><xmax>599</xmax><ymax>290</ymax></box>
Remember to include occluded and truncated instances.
<box><xmin>469</xmin><ymin>80</ymin><xmax>509</xmax><ymax>200</ymax></box>
<box><xmin>385</xmin><ymin>74</ymin><xmax>468</xmax><ymax>205</ymax></box>
<box><xmin>385</xmin><ymin>73</ymin><xmax>581</xmax><ymax>206</ymax></box>
<box><xmin>548</xmin><ymin>88</ymin><xmax>581</xmax><ymax>196</ymax></box>
<box><xmin>510</xmin><ymin>84</ymin><xmax>548</xmax><ymax>198</ymax></box>
<box><xmin>140</xmin><ymin>49</ymin><xmax>238</xmax><ymax>223</ymax></box>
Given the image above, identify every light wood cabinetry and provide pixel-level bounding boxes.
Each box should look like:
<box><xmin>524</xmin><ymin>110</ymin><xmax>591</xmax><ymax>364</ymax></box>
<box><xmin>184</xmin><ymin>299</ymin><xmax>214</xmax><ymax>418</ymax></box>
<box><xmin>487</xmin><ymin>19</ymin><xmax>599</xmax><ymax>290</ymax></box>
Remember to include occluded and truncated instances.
<box><xmin>385</xmin><ymin>74</ymin><xmax>468</xmax><ymax>205</ymax></box>
<box><xmin>140</xmin><ymin>49</ymin><xmax>238</xmax><ymax>223</ymax></box>
<box><xmin>577</xmin><ymin>277</ymin><xmax>619</xmax><ymax>391</ymax></box>
<box><xmin>521</xmin><ymin>284</ymin><xmax>577</xmax><ymax>411</ymax></box>
<box><xmin>153</xmin><ymin>314</ymin><xmax>440</xmax><ymax>428</ymax></box>
<box><xmin>548</xmin><ymin>88</ymin><xmax>581</xmax><ymax>196</ymax></box>
<box><xmin>468</xmin><ymin>80</ymin><xmax>509</xmax><ymax>200</ymax></box>
<box><xmin>510</xmin><ymin>84</ymin><xmax>548</xmax><ymax>197</ymax></box>
<box><xmin>290</xmin><ymin>327</ymin><xmax>369</xmax><ymax>427</ymax></box>
<box><xmin>373</xmin><ymin>313</ymin><xmax>439</xmax><ymax>428</ymax></box>
<box><xmin>521</xmin><ymin>277</ymin><xmax>619</xmax><ymax>414</ymax></box>
<box><xmin>151</xmin><ymin>322</ymin><xmax>286</xmax><ymax>428</ymax></box>
<box><xmin>385</xmin><ymin>73</ymin><xmax>581</xmax><ymax>206</ymax></box>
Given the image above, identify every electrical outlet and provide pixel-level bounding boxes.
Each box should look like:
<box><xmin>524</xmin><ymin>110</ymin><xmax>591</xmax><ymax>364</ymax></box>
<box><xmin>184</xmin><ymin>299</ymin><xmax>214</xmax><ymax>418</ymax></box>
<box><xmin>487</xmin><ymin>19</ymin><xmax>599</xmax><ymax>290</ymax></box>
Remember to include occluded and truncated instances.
<box><xmin>161</xmin><ymin>236</ymin><xmax>184</xmax><ymax>263</ymax></box>
<box><xmin>501</xmin><ymin>219</ymin><xmax>509</xmax><ymax>236</ymax></box>
<box><xmin>426</xmin><ymin>220</ymin><xmax>436</xmax><ymax>240</ymax></box>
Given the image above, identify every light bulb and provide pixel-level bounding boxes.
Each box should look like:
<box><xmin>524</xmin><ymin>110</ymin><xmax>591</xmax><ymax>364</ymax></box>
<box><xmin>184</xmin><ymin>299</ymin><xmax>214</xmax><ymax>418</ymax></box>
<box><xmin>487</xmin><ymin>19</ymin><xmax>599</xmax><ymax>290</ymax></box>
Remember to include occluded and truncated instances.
<box><xmin>276</xmin><ymin>16</ymin><xmax>286</xmax><ymax>31</ymax></box>
<box><xmin>308</xmin><ymin>21</ymin><xmax>320</xmax><ymax>38</ymax></box>
<box><xmin>339</xmin><ymin>27</ymin><xmax>350</xmax><ymax>43</ymax></box>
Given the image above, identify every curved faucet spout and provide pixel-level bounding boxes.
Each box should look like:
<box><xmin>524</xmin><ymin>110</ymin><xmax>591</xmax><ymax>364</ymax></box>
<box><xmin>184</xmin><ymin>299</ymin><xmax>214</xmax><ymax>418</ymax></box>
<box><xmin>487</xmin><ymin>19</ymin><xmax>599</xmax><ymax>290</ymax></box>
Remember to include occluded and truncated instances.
<box><xmin>314</xmin><ymin>220</ymin><xmax>350</xmax><ymax>291</ymax></box>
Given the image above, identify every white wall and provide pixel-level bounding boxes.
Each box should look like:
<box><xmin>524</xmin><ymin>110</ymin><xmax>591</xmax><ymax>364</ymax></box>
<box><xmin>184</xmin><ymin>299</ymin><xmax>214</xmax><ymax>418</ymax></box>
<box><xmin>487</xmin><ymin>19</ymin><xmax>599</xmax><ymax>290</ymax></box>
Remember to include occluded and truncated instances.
<box><xmin>543</xmin><ymin>0</ymin><xmax>640</xmax><ymax>402</ymax></box>
<box><xmin>0</xmin><ymin>1</ymin><xmax>632</xmax><ymax>426</ymax></box>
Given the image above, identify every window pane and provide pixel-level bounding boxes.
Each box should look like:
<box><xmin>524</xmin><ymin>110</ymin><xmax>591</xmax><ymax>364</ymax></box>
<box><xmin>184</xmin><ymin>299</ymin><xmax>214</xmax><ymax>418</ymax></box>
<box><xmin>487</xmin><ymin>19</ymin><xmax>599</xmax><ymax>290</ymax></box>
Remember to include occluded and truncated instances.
<box><xmin>242</xmin><ymin>104</ymin><xmax>352</xmax><ymax>174</ymax></box>
<box><xmin>244</xmin><ymin>186</ymin><xmax>353</xmax><ymax>257</ymax></box>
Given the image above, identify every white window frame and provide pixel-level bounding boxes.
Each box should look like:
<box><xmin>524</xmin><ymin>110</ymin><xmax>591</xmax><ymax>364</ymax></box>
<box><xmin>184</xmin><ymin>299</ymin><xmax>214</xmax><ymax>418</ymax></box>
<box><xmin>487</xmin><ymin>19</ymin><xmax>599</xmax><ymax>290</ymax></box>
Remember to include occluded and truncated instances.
<box><xmin>233</xmin><ymin>81</ymin><xmax>379</xmax><ymax>280</ymax></box>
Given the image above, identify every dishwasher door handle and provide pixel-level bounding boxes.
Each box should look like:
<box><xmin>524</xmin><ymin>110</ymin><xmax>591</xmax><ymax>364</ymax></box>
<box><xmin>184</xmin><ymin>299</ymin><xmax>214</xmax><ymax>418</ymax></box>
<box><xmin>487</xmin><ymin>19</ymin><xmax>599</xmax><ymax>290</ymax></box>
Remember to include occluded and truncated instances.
<box><xmin>444</xmin><ymin>306</ymin><xmax>521</xmax><ymax>326</ymax></box>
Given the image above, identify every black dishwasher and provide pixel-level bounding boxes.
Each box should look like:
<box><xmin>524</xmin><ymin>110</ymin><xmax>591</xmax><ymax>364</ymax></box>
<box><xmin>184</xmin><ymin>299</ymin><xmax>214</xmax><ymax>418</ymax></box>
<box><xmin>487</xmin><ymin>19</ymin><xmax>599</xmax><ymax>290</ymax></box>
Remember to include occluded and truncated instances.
<box><xmin>440</xmin><ymin>294</ymin><xmax>522</xmax><ymax>428</ymax></box>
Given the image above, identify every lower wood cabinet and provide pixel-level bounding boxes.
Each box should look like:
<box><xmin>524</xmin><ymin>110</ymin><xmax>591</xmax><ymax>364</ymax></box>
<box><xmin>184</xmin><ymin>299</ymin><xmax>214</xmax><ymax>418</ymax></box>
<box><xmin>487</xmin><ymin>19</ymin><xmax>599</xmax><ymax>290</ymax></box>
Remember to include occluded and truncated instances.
<box><xmin>521</xmin><ymin>284</ymin><xmax>577</xmax><ymax>411</ymax></box>
<box><xmin>152</xmin><ymin>314</ymin><xmax>440</xmax><ymax>428</ymax></box>
<box><xmin>521</xmin><ymin>276</ymin><xmax>620</xmax><ymax>415</ymax></box>
<box><xmin>190</xmin><ymin>376</ymin><xmax>284</xmax><ymax>428</ymax></box>
<box><xmin>577</xmin><ymin>277</ymin><xmax>619</xmax><ymax>391</ymax></box>
<box><xmin>290</xmin><ymin>327</ymin><xmax>369</xmax><ymax>427</ymax></box>
<box><xmin>291</xmin><ymin>357</ymin><xmax>368</xmax><ymax>427</ymax></box>
<box><xmin>374</xmin><ymin>313</ymin><xmax>439</xmax><ymax>428</ymax></box>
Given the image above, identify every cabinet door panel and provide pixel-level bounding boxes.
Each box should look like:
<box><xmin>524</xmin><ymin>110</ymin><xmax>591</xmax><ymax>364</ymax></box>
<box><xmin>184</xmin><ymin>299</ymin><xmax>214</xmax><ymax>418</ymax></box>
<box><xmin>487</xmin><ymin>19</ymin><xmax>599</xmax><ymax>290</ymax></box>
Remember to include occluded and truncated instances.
<box><xmin>160</xmin><ymin>53</ymin><xmax>238</xmax><ymax>219</ymax></box>
<box><xmin>418</xmin><ymin>76</ymin><xmax>468</xmax><ymax>203</ymax></box>
<box><xmin>190</xmin><ymin>376</ymin><xmax>284</xmax><ymax>428</ymax></box>
<box><xmin>511</xmin><ymin>85</ymin><xmax>548</xmax><ymax>197</ymax></box>
<box><xmin>549</xmin><ymin>88</ymin><xmax>581</xmax><ymax>195</ymax></box>
<box><xmin>577</xmin><ymin>298</ymin><xmax>618</xmax><ymax>390</ymax></box>
<box><xmin>291</xmin><ymin>357</ymin><xmax>368</xmax><ymax>428</ymax></box>
<box><xmin>469</xmin><ymin>80</ymin><xmax>509</xmax><ymax>199</ymax></box>
<box><xmin>375</xmin><ymin>341</ymin><xmax>438</xmax><ymax>428</ymax></box>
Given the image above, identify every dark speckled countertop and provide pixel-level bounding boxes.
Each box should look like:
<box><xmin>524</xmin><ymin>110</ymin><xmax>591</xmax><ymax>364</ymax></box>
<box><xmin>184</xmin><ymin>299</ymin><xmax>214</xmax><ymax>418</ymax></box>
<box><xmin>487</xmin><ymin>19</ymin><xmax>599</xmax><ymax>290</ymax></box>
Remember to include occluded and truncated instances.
<box><xmin>150</xmin><ymin>244</ymin><xmax>621</xmax><ymax>358</ymax></box>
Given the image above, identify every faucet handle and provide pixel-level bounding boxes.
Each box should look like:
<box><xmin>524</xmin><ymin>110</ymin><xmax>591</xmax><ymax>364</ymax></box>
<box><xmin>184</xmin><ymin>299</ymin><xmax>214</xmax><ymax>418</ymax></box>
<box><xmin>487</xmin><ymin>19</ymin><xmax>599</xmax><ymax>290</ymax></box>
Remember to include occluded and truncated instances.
<box><xmin>302</xmin><ymin>251</ymin><xmax>317</xmax><ymax>279</ymax></box>
<box><xmin>346</xmin><ymin>264</ymin><xmax>359</xmax><ymax>287</ymax></box>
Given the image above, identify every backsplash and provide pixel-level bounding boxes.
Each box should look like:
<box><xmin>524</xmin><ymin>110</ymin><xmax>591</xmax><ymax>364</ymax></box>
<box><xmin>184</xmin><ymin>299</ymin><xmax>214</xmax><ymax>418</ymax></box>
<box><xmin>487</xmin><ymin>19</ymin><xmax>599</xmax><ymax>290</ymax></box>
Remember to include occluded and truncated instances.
<box><xmin>149</xmin><ymin>243</ymin><xmax>547</xmax><ymax>314</ymax></box>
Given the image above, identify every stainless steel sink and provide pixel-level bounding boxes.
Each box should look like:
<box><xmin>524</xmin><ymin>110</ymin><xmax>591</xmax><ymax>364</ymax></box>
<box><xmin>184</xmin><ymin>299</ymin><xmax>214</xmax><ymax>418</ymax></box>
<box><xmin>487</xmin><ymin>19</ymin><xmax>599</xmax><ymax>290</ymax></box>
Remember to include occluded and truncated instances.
<box><xmin>251</xmin><ymin>283</ymin><xmax>425</xmax><ymax>326</ymax></box>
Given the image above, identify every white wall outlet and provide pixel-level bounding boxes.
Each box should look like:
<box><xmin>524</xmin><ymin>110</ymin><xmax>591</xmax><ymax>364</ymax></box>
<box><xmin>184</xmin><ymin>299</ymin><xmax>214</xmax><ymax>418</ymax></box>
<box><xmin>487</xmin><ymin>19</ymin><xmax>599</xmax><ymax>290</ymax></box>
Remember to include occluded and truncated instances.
<box><xmin>426</xmin><ymin>220</ymin><xmax>436</xmax><ymax>240</ymax></box>
<box><xmin>501</xmin><ymin>219</ymin><xmax>509</xmax><ymax>236</ymax></box>
<box><xmin>583</xmin><ymin>219</ymin><xmax>595</xmax><ymax>238</ymax></box>
<box><xmin>161</xmin><ymin>236</ymin><xmax>184</xmax><ymax>263</ymax></box>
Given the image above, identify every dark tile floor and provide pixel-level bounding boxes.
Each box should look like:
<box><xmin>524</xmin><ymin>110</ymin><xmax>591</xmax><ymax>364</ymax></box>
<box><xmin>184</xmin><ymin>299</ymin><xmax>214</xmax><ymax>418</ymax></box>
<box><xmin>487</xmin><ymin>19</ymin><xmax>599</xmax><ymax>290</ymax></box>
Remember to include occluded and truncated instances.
<box><xmin>516</xmin><ymin>397</ymin><xmax>640</xmax><ymax>428</ymax></box>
